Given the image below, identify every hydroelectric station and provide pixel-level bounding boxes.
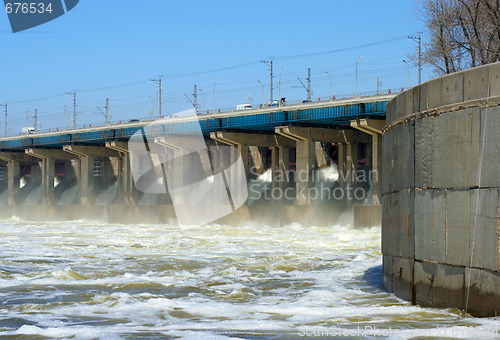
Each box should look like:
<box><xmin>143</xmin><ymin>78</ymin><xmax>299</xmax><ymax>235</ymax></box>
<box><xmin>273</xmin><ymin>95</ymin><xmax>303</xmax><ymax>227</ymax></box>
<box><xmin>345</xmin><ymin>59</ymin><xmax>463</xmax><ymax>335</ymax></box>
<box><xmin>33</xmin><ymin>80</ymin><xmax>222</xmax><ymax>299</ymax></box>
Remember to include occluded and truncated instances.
<box><xmin>0</xmin><ymin>95</ymin><xmax>391</xmax><ymax>226</ymax></box>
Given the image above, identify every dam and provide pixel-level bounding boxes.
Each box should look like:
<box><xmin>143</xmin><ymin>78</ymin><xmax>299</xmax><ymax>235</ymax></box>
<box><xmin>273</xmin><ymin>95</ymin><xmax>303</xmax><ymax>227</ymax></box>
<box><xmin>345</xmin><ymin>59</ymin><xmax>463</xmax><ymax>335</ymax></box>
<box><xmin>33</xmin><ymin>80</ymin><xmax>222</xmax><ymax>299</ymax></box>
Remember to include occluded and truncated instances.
<box><xmin>2</xmin><ymin>64</ymin><xmax>500</xmax><ymax>318</ymax></box>
<box><xmin>0</xmin><ymin>95</ymin><xmax>391</xmax><ymax>227</ymax></box>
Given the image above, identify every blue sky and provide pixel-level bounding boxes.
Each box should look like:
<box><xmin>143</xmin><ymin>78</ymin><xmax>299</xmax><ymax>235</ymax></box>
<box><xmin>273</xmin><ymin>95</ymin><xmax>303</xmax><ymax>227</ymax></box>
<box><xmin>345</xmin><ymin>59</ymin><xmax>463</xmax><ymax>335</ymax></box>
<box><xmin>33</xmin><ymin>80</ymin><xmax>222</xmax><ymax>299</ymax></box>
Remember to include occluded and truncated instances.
<box><xmin>0</xmin><ymin>0</ymin><xmax>428</xmax><ymax>134</ymax></box>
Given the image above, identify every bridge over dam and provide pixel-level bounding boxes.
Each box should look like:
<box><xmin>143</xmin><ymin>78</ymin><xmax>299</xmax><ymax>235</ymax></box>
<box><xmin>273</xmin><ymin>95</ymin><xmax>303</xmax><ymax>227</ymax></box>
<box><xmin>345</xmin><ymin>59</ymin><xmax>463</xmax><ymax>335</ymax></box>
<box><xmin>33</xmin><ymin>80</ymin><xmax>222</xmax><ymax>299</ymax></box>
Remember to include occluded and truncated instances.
<box><xmin>0</xmin><ymin>94</ymin><xmax>394</xmax><ymax>226</ymax></box>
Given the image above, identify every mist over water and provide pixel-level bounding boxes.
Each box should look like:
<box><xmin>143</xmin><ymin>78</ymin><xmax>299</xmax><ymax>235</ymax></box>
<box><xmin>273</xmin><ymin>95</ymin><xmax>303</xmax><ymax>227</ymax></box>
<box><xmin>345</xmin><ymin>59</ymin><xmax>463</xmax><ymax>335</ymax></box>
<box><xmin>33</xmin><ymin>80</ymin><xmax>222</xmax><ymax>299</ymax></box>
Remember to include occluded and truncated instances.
<box><xmin>0</xmin><ymin>219</ymin><xmax>498</xmax><ymax>339</ymax></box>
<box><xmin>94</xmin><ymin>181</ymin><xmax>118</xmax><ymax>206</ymax></box>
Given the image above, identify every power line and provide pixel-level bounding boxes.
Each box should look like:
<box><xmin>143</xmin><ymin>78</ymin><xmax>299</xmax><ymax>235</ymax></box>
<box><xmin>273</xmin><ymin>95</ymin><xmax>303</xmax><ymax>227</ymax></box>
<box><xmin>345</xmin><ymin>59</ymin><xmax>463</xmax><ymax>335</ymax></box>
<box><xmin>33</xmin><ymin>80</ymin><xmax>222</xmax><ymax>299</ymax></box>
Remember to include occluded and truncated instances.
<box><xmin>275</xmin><ymin>35</ymin><xmax>409</xmax><ymax>59</ymax></box>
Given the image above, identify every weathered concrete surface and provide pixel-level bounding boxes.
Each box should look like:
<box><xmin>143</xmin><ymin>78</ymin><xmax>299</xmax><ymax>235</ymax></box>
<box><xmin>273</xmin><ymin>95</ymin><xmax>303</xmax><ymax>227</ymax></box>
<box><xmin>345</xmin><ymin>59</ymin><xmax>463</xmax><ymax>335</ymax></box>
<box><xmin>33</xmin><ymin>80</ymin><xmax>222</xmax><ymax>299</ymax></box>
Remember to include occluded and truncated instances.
<box><xmin>383</xmin><ymin>62</ymin><xmax>500</xmax><ymax>317</ymax></box>
<box><xmin>353</xmin><ymin>205</ymin><xmax>382</xmax><ymax>229</ymax></box>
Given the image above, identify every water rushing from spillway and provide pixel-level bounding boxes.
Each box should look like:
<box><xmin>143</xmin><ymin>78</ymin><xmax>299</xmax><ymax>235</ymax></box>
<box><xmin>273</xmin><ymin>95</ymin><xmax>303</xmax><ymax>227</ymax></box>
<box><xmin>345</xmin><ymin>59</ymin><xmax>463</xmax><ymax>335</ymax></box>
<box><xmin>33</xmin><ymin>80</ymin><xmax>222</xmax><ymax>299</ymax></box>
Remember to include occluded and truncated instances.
<box><xmin>0</xmin><ymin>218</ymin><xmax>498</xmax><ymax>339</ymax></box>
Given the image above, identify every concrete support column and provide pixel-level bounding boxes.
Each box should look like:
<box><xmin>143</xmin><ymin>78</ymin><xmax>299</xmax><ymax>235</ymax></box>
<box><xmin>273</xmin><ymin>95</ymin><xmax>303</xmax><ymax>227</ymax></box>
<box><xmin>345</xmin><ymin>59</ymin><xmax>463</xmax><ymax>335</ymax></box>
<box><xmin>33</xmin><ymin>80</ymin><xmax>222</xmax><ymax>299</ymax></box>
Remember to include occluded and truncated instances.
<box><xmin>338</xmin><ymin>143</ymin><xmax>345</xmax><ymax>186</ymax></box>
<box><xmin>279</xmin><ymin>146</ymin><xmax>290</xmax><ymax>192</ymax></box>
<box><xmin>199</xmin><ymin>148</ymin><xmax>214</xmax><ymax>178</ymax></box>
<box><xmin>346</xmin><ymin>142</ymin><xmax>357</xmax><ymax>187</ymax></box>
<box><xmin>350</xmin><ymin>119</ymin><xmax>385</xmax><ymax>205</ymax></box>
<box><xmin>70</xmin><ymin>159</ymin><xmax>81</xmax><ymax>198</ymax></box>
<box><xmin>40</xmin><ymin>157</ymin><xmax>55</xmax><ymax>205</ymax></box>
<box><xmin>365</xmin><ymin>141</ymin><xmax>373</xmax><ymax>171</ymax></box>
<box><xmin>7</xmin><ymin>160</ymin><xmax>19</xmax><ymax>206</ymax></box>
<box><xmin>275</xmin><ymin>126</ymin><xmax>366</xmax><ymax>205</ymax></box>
<box><xmin>26</xmin><ymin>154</ymin><xmax>53</xmax><ymax>205</ymax></box>
<box><xmin>123</xmin><ymin>153</ymin><xmax>133</xmax><ymax>204</ymax></box>
<box><xmin>64</xmin><ymin>145</ymin><xmax>121</xmax><ymax>206</ymax></box>
<box><xmin>315</xmin><ymin>142</ymin><xmax>328</xmax><ymax>169</ymax></box>
<box><xmin>271</xmin><ymin>147</ymin><xmax>279</xmax><ymax>189</ymax></box>
<box><xmin>296</xmin><ymin>139</ymin><xmax>315</xmax><ymax>206</ymax></box>
<box><xmin>238</xmin><ymin>144</ymin><xmax>250</xmax><ymax>176</ymax></box>
<box><xmin>80</xmin><ymin>154</ymin><xmax>94</xmax><ymax>206</ymax></box>
<box><xmin>371</xmin><ymin>134</ymin><xmax>381</xmax><ymax>205</ymax></box>
<box><xmin>105</xmin><ymin>141</ymin><xmax>134</xmax><ymax>205</ymax></box>
<box><xmin>249</xmin><ymin>146</ymin><xmax>265</xmax><ymax>176</ymax></box>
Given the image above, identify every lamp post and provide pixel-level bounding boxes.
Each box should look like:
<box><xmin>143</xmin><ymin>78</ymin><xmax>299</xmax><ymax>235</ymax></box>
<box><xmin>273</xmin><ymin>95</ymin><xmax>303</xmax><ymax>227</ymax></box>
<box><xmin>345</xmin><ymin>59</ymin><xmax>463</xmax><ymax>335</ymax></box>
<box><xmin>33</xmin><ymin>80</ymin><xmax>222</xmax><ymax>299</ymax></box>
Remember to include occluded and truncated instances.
<box><xmin>325</xmin><ymin>70</ymin><xmax>333</xmax><ymax>100</ymax></box>
<box><xmin>257</xmin><ymin>80</ymin><xmax>264</xmax><ymax>106</ymax></box>
<box><xmin>213</xmin><ymin>76</ymin><xmax>220</xmax><ymax>113</ymax></box>
<box><xmin>403</xmin><ymin>59</ymin><xmax>410</xmax><ymax>89</ymax></box>
<box><xmin>356</xmin><ymin>56</ymin><xmax>363</xmax><ymax>98</ymax></box>
<box><xmin>199</xmin><ymin>88</ymin><xmax>206</xmax><ymax>113</ymax></box>
<box><xmin>148</xmin><ymin>95</ymin><xmax>155</xmax><ymax>119</ymax></box>
<box><xmin>278</xmin><ymin>67</ymin><xmax>286</xmax><ymax>106</ymax></box>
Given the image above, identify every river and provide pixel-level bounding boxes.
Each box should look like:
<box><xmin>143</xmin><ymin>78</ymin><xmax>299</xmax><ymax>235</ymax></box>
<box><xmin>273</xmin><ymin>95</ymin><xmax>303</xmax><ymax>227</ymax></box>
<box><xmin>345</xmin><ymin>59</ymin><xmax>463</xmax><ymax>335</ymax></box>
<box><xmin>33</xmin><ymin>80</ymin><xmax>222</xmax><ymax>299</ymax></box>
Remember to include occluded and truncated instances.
<box><xmin>0</xmin><ymin>218</ymin><xmax>498</xmax><ymax>339</ymax></box>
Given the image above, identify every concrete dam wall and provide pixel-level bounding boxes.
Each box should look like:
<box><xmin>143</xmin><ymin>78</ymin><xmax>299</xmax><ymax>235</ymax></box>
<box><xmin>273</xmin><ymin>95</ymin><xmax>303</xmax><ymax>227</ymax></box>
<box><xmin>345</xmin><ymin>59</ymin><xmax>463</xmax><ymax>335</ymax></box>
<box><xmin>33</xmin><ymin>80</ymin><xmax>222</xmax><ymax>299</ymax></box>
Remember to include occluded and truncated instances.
<box><xmin>382</xmin><ymin>62</ymin><xmax>500</xmax><ymax>317</ymax></box>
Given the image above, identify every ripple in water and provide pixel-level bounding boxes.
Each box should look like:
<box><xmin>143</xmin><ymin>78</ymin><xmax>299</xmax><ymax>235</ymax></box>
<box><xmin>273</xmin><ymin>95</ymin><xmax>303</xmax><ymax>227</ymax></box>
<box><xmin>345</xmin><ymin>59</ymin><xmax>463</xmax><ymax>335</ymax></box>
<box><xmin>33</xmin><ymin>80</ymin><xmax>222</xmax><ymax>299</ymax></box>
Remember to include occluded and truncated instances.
<box><xmin>0</xmin><ymin>218</ymin><xmax>498</xmax><ymax>339</ymax></box>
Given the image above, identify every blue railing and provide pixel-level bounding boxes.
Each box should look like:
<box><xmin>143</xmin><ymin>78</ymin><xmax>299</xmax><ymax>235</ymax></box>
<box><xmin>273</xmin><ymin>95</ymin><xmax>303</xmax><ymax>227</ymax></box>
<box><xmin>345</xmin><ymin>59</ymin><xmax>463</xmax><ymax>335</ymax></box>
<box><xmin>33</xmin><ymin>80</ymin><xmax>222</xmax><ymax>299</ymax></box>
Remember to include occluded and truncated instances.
<box><xmin>0</xmin><ymin>99</ymin><xmax>389</xmax><ymax>149</ymax></box>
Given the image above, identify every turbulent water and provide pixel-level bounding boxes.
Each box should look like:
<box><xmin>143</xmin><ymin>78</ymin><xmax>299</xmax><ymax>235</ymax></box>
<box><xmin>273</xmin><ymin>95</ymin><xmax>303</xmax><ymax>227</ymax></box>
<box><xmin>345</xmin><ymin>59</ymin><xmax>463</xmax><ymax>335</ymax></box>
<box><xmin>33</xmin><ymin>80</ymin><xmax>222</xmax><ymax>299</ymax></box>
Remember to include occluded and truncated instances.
<box><xmin>0</xmin><ymin>218</ymin><xmax>499</xmax><ymax>339</ymax></box>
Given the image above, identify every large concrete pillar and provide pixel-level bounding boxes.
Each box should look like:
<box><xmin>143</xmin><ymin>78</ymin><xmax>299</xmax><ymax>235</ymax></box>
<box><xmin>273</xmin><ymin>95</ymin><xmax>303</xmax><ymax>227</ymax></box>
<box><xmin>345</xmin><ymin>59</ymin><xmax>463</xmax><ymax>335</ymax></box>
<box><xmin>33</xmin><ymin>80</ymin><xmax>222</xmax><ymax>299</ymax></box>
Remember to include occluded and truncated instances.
<box><xmin>210</xmin><ymin>132</ymin><xmax>294</xmax><ymax>181</ymax></box>
<box><xmin>271</xmin><ymin>147</ymin><xmax>279</xmax><ymax>189</ymax></box>
<box><xmin>63</xmin><ymin>145</ymin><xmax>120</xmax><ymax>206</ymax></box>
<box><xmin>276</xmin><ymin>126</ymin><xmax>364</xmax><ymax>205</ymax></box>
<box><xmin>315</xmin><ymin>142</ymin><xmax>328</xmax><ymax>170</ymax></box>
<box><xmin>209</xmin><ymin>132</ymin><xmax>267</xmax><ymax>178</ymax></box>
<box><xmin>249</xmin><ymin>146</ymin><xmax>265</xmax><ymax>176</ymax></box>
<box><xmin>80</xmin><ymin>154</ymin><xmax>94</xmax><ymax>205</ymax></box>
<box><xmin>106</xmin><ymin>141</ymin><xmax>134</xmax><ymax>205</ymax></box>
<box><xmin>295</xmin><ymin>139</ymin><xmax>315</xmax><ymax>205</ymax></box>
<box><xmin>371</xmin><ymin>134</ymin><xmax>381</xmax><ymax>204</ymax></box>
<box><xmin>7</xmin><ymin>160</ymin><xmax>19</xmax><ymax>206</ymax></box>
<box><xmin>26</xmin><ymin>149</ymin><xmax>78</xmax><ymax>205</ymax></box>
<box><xmin>278</xmin><ymin>146</ymin><xmax>290</xmax><ymax>192</ymax></box>
<box><xmin>350</xmin><ymin>119</ymin><xmax>385</xmax><ymax>205</ymax></box>
<box><xmin>345</xmin><ymin>141</ymin><xmax>357</xmax><ymax>188</ymax></box>
<box><xmin>337</xmin><ymin>143</ymin><xmax>345</xmax><ymax>182</ymax></box>
<box><xmin>0</xmin><ymin>152</ymin><xmax>40</xmax><ymax>207</ymax></box>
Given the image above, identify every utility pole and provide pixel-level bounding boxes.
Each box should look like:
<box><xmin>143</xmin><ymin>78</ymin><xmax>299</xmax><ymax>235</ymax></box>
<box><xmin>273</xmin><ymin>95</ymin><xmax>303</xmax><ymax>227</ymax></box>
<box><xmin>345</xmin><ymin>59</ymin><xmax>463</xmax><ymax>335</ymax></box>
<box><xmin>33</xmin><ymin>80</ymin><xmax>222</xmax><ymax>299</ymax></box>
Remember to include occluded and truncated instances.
<box><xmin>97</xmin><ymin>97</ymin><xmax>111</xmax><ymax>125</ymax></box>
<box><xmin>66</xmin><ymin>91</ymin><xmax>76</xmax><ymax>129</ymax></box>
<box><xmin>194</xmin><ymin>85</ymin><xmax>198</xmax><ymax>113</ymax></box>
<box><xmin>199</xmin><ymin>88</ymin><xmax>206</xmax><ymax>113</ymax></box>
<box><xmin>377</xmin><ymin>76</ymin><xmax>380</xmax><ymax>95</ymax></box>
<box><xmin>261</xmin><ymin>58</ymin><xmax>274</xmax><ymax>102</ymax></box>
<box><xmin>257</xmin><ymin>80</ymin><xmax>264</xmax><ymax>106</ymax></box>
<box><xmin>278</xmin><ymin>67</ymin><xmax>286</xmax><ymax>105</ymax></box>
<box><xmin>151</xmin><ymin>76</ymin><xmax>163</xmax><ymax>117</ymax></box>
<box><xmin>409</xmin><ymin>33</ymin><xmax>422</xmax><ymax>84</ymax></box>
<box><xmin>325</xmin><ymin>70</ymin><xmax>333</xmax><ymax>100</ymax></box>
<box><xmin>307</xmin><ymin>67</ymin><xmax>311</xmax><ymax>101</ymax></box>
<box><xmin>213</xmin><ymin>77</ymin><xmax>220</xmax><ymax>113</ymax></box>
<box><xmin>34</xmin><ymin>108</ymin><xmax>38</xmax><ymax>132</ymax></box>
<box><xmin>295</xmin><ymin>68</ymin><xmax>312</xmax><ymax>101</ymax></box>
<box><xmin>106</xmin><ymin>97</ymin><xmax>110</xmax><ymax>125</ymax></box>
<box><xmin>403</xmin><ymin>60</ymin><xmax>410</xmax><ymax>89</ymax></box>
<box><xmin>356</xmin><ymin>56</ymin><xmax>363</xmax><ymax>98</ymax></box>
<box><xmin>0</xmin><ymin>104</ymin><xmax>6</xmax><ymax>136</ymax></box>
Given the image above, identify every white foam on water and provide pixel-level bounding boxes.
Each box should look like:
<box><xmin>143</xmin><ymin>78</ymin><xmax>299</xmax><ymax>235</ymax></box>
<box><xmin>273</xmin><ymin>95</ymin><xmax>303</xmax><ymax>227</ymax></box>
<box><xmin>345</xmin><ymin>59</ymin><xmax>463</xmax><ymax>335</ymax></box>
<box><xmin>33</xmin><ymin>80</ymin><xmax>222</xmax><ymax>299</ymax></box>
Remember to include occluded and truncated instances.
<box><xmin>0</xmin><ymin>220</ymin><xmax>498</xmax><ymax>339</ymax></box>
<box><xmin>317</xmin><ymin>163</ymin><xmax>339</xmax><ymax>182</ymax></box>
<box><xmin>247</xmin><ymin>168</ymin><xmax>272</xmax><ymax>205</ymax></box>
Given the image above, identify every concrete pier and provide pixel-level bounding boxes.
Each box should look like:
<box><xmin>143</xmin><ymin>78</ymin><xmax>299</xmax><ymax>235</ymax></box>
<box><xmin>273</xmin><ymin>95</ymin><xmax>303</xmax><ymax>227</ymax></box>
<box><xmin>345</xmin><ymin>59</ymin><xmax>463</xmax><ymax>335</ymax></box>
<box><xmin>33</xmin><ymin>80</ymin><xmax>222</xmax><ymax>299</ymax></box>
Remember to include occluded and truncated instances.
<box><xmin>383</xmin><ymin>62</ymin><xmax>500</xmax><ymax>317</ymax></box>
